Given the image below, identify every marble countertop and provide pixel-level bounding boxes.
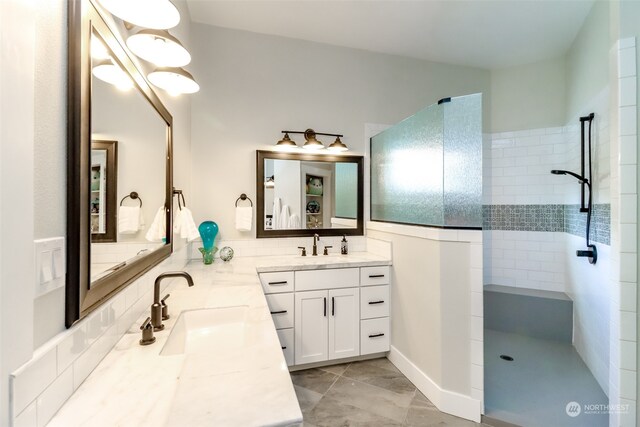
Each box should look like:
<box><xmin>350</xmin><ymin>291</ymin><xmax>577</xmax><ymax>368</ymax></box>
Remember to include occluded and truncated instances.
<box><xmin>48</xmin><ymin>252</ymin><xmax>390</xmax><ymax>427</ymax></box>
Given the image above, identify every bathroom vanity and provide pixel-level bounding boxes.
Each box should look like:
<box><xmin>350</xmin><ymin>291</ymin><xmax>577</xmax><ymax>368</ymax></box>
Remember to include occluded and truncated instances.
<box><xmin>48</xmin><ymin>252</ymin><xmax>391</xmax><ymax>426</ymax></box>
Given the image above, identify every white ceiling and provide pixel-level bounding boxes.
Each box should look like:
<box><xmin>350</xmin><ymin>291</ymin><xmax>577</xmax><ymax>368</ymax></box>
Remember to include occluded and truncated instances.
<box><xmin>185</xmin><ymin>0</ymin><xmax>595</xmax><ymax>70</ymax></box>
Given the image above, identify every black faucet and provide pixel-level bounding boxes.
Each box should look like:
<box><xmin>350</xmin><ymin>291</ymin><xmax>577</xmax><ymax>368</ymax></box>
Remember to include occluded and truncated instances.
<box><xmin>312</xmin><ymin>233</ymin><xmax>320</xmax><ymax>256</ymax></box>
<box><xmin>151</xmin><ymin>271</ymin><xmax>194</xmax><ymax>331</ymax></box>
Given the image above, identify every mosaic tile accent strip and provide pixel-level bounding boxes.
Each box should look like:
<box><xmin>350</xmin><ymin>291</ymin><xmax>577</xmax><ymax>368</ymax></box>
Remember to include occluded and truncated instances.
<box><xmin>564</xmin><ymin>204</ymin><xmax>610</xmax><ymax>245</ymax></box>
<box><xmin>482</xmin><ymin>205</ymin><xmax>564</xmax><ymax>232</ymax></box>
<box><xmin>483</xmin><ymin>204</ymin><xmax>611</xmax><ymax>245</ymax></box>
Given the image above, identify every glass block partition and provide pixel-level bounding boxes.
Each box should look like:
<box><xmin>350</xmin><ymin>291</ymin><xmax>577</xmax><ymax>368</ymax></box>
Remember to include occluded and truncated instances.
<box><xmin>370</xmin><ymin>93</ymin><xmax>482</xmax><ymax>228</ymax></box>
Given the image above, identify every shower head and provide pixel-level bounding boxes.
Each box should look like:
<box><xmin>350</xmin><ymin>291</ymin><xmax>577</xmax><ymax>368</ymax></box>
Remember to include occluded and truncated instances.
<box><xmin>550</xmin><ymin>169</ymin><xmax>589</xmax><ymax>183</ymax></box>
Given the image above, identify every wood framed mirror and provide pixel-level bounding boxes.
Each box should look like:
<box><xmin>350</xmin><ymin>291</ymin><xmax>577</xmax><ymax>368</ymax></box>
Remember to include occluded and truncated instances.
<box><xmin>66</xmin><ymin>0</ymin><xmax>173</xmax><ymax>327</ymax></box>
<box><xmin>256</xmin><ymin>150</ymin><xmax>364</xmax><ymax>238</ymax></box>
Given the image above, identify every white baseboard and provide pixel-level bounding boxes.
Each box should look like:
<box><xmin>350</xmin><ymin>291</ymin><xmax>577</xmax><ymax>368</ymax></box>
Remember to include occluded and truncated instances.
<box><xmin>387</xmin><ymin>345</ymin><xmax>481</xmax><ymax>422</ymax></box>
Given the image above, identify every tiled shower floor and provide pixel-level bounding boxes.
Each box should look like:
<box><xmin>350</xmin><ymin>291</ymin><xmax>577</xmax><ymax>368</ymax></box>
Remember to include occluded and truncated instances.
<box><xmin>484</xmin><ymin>329</ymin><xmax>609</xmax><ymax>427</ymax></box>
<box><xmin>291</xmin><ymin>358</ymin><xmax>490</xmax><ymax>426</ymax></box>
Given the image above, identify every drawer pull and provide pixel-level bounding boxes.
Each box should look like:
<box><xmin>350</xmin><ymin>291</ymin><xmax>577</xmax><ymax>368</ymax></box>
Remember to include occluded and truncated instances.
<box><xmin>368</xmin><ymin>274</ymin><xmax>385</xmax><ymax>278</ymax></box>
<box><xmin>268</xmin><ymin>281</ymin><xmax>288</xmax><ymax>285</ymax></box>
<box><xmin>323</xmin><ymin>297</ymin><xmax>327</xmax><ymax>317</ymax></box>
<box><xmin>369</xmin><ymin>333</ymin><xmax>385</xmax><ymax>338</ymax></box>
<box><xmin>281</xmin><ymin>346</ymin><xmax>287</xmax><ymax>350</ymax></box>
<box><xmin>270</xmin><ymin>310</ymin><xmax>287</xmax><ymax>315</ymax></box>
<box><xmin>368</xmin><ymin>300</ymin><xmax>385</xmax><ymax>305</ymax></box>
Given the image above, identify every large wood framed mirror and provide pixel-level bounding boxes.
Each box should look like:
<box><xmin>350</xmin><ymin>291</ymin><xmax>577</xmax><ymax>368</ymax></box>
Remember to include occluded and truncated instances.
<box><xmin>256</xmin><ymin>151</ymin><xmax>364</xmax><ymax>238</ymax></box>
<box><xmin>66</xmin><ymin>0</ymin><xmax>173</xmax><ymax>327</ymax></box>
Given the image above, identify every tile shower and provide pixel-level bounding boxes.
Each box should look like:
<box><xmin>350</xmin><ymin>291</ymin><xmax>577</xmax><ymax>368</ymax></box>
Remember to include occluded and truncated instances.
<box><xmin>482</xmin><ymin>92</ymin><xmax>613</xmax><ymax>425</ymax></box>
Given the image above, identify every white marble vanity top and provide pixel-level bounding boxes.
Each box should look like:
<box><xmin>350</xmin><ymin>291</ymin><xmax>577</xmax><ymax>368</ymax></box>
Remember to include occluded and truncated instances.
<box><xmin>48</xmin><ymin>252</ymin><xmax>391</xmax><ymax>427</ymax></box>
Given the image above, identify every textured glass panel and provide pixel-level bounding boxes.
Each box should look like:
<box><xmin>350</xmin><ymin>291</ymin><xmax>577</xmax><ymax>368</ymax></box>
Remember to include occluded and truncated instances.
<box><xmin>371</xmin><ymin>104</ymin><xmax>444</xmax><ymax>225</ymax></box>
<box><xmin>443</xmin><ymin>93</ymin><xmax>482</xmax><ymax>227</ymax></box>
<box><xmin>334</xmin><ymin>163</ymin><xmax>358</xmax><ymax>218</ymax></box>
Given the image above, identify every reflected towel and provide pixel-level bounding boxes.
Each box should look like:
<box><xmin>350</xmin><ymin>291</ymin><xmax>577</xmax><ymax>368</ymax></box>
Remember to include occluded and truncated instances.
<box><xmin>145</xmin><ymin>207</ymin><xmax>166</xmax><ymax>242</ymax></box>
<box><xmin>288</xmin><ymin>213</ymin><xmax>300</xmax><ymax>229</ymax></box>
<box><xmin>118</xmin><ymin>206</ymin><xmax>144</xmax><ymax>234</ymax></box>
<box><xmin>180</xmin><ymin>207</ymin><xmax>200</xmax><ymax>241</ymax></box>
<box><xmin>236</xmin><ymin>206</ymin><xmax>253</xmax><ymax>232</ymax></box>
<box><xmin>279</xmin><ymin>205</ymin><xmax>290</xmax><ymax>229</ymax></box>
<box><xmin>272</xmin><ymin>198</ymin><xmax>282</xmax><ymax>230</ymax></box>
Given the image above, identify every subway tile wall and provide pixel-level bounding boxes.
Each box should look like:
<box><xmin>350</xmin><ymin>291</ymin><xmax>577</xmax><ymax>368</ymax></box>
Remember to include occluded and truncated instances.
<box><xmin>11</xmin><ymin>246</ymin><xmax>190</xmax><ymax>427</ymax></box>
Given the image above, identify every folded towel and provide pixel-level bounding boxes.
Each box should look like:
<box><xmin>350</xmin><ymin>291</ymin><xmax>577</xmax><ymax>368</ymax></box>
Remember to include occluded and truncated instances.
<box><xmin>272</xmin><ymin>198</ymin><xmax>282</xmax><ymax>230</ymax></box>
<box><xmin>279</xmin><ymin>205</ymin><xmax>290</xmax><ymax>229</ymax></box>
<box><xmin>236</xmin><ymin>206</ymin><xmax>253</xmax><ymax>231</ymax></box>
<box><xmin>180</xmin><ymin>207</ymin><xmax>200</xmax><ymax>241</ymax></box>
<box><xmin>288</xmin><ymin>213</ymin><xmax>301</xmax><ymax>229</ymax></box>
<box><xmin>118</xmin><ymin>206</ymin><xmax>144</xmax><ymax>234</ymax></box>
<box><xmin>145</xmin><ymin>207</ymin><xmax>166</xmax><ymax>242</ymax></box>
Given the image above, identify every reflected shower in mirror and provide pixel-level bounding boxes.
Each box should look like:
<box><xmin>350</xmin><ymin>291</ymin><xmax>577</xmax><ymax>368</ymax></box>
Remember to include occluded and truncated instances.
<box><xmin>256</xmin><ymin>151</ymin><xmax>364</xmax><ymax>238</ymax></box>
<box><xmin>89</xmin><ymin>30</ymin><xmax>167</xmax><ymax>285</ymax></box>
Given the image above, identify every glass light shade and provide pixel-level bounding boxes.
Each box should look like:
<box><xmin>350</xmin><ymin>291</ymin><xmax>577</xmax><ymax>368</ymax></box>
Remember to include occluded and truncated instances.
<box><xmin>148</xmin><ymin>67</ymin><xmax>199</xmax><ymax>95</ymax></box>
<box><xmin>127</xmin><ymin>30</ymin><xmax>191</xmax><ymax>67</ymax></box>
<box><xmin>92</xmin><ymin>60</ymin><xmax>133</xmax><ymax>91</ymax></box>
<box><xmin>327</xmin><ymin>136</ymin><xmax>348</xmax><ymax>152</ymax></box>
<box><xmin>275</xmin><ymin>133</ymin><xmax>298</xmax><ymax>151</ymax></box>
<box><xmin>97</xmin><ymin>0</ymin><xmax>180</xmax><ymax>30</ymax></box>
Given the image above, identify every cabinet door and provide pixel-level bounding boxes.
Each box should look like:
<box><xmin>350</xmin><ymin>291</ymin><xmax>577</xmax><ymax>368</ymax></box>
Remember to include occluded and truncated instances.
<box><xmin>328</xmin><ymin>287</ymin><xmax>360</xmax><ymax>360</ymax></box>
<box><xmin>295</xmin><ymin>290</ymin><xmax>328</xmax><ymax>365</ymax></box>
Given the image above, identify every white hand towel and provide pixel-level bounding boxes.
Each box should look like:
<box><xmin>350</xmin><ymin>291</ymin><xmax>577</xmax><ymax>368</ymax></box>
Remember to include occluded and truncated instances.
<box><xmin>236</xmin><ymin>206</ymin><xmax>253</xmax><ymax>231</ymax></box>
<box><xmin>118</xmin><ymin>206</ymin><xmax>142</xmax><ymax>234</ymax></box>
<box><xmin>272</xmin><ymin>198</ymin><xmax>282</xmax><ymax>230</ymax></box>
<box><xmin>173</xmin><ymin>208</ymin><xmax>184</xmax><ymax>235</ymax></box>
<box><xmin>180</xmin><ymin>207</ymin><xmax>201</xmax><ymax>241</ymax></box>
<box><xmin>279</xmin><ymin>205</ymin><xmax>290</xmax><ymax>229</ymax></box>
<box><xmin>145</xmin><ymin>207</ymin><xmax>166</xmax><ymax>242</ymax></box>
<box><xmin>288</xmin><ymin>213</ymin><xmax>301</xmax><ymax>229</ymax></box>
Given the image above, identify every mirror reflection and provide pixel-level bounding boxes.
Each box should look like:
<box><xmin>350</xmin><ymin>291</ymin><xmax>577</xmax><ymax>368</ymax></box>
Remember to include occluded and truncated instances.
<box><xmin>263</xmin><ymin>159</ymin><xmax>358</xmax><ymax>230</ymax></box>
<box><xmin>90</xmin><ymin>30</ymin><xmax>167</xmax><ymax>284</ymax></box>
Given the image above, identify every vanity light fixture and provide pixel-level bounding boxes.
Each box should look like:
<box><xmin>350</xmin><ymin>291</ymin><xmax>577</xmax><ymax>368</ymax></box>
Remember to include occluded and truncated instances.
<box><xmin>126</xmin><ymin>29</ymin><xmax>191</xmax><ymax>67</ymax></box>
<box><xmin>327</xmin><ymin>136</ymin><xmax>349</xmax><ymax>152</ymax></box>
<box><xmin>92</xmin><ymin>59</ymin><xmax>134</xmax><ymax>91</ymax></box>
<box><xmin>148</xmin><ymin>67</ymin><xmax>200</xmax><ymax>95</ymax></box>
<box><xmin>275</xmin><ymin>133</ymin><xmax>298</xmax><ymax>151</ymax></box>
<box><xmin>276</xmin><ymin>129</ymin><xmax>348</xmax><ymax>152</ymax></box>
<box><xmin>302</xmin><ymin>129</ymin><xmax>325</xmax><ymax>150</ymax></box>
<box><xmin>97</xmin><ymin>0</ymin><xmax>180</xmax><ymax>30</ymax></box>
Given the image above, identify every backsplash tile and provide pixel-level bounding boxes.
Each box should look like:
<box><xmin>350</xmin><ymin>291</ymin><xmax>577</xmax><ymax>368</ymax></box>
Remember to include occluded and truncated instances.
<box><xmin>11</xmin><ymin>245</ymin><xmax>190</xmax><ymax>426</ymax></box>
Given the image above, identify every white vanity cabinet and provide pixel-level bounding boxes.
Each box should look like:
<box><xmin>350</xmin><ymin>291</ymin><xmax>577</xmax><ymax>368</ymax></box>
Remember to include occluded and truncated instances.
<box><xmin>259</xmin><ymin>264</ymin><xmax>390</xmax><ymax>368</ymax></box>
<box><xmin>294</xmin><ymin>287</ymin><xmax>360</xmax><ymax>365</ymax></box>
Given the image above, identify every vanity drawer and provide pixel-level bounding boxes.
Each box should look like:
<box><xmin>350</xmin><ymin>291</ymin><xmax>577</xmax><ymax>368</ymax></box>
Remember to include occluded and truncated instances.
<box><xmin>259</xmin><ymin>271</ymin><xmax>294</xmax><ymax>294</ymax></box>
<box><xmin>295</xmin><ymin>268</ymin><xmax>359</xmax><ymax>292</ymax></box>
<box><xmin>360</xmin><ymin>285</ymin><xmax>390</xmax><ymax>319</ymax></box>
<box><xmin>361</xmin><ymin>317</ymin><xmax>390</xmax><ymax>355</ymax></box>
<box><xmin>265</xmin><ymin>293</ymin><xmax>294</xmax><ymax>329</ymax></box>
<box><xmin>277</xmin><ymin>328</ymin><xmax>294</xmax><ymax>366</ymax></box>
<box><xmin>360</xmin><ymin>266</ymin><xmax>390</xmax><ymax>286</ymax></box>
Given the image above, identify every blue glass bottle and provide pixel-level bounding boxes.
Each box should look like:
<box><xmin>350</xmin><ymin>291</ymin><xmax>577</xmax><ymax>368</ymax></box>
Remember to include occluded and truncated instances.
<box><xmin>198</xmin><ymin>221</ymin><xmax>219</xmax><ymax>265</ymax></box>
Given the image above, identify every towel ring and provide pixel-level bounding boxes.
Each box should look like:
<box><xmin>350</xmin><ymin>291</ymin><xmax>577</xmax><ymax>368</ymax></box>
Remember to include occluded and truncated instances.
<box><xmin>120</xmin><ymin>191</ymin><xmax>142</xmax><ymax>207</ymax></box>
<box><xmin>235</xmin><ymin>193</ymin><xmax>253</xmax><ymax>207</ymax></box>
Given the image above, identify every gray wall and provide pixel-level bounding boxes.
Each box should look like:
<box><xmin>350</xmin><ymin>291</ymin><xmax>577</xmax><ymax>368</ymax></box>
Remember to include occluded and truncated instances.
<box><xmin>188</xmin><ymin>24</ymin><xmax>492</xmax><ymax>239</ymax></box>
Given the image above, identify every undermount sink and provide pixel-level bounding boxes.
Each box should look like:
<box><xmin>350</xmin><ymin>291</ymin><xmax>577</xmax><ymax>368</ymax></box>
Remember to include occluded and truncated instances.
<box><xmin>160</xmin><ymin>306</ymin><xmax>249</xmax><ymax>356</ymax></box>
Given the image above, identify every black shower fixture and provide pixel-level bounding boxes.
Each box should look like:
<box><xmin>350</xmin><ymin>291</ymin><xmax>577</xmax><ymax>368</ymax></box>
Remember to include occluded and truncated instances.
<box><xmin>550</xmin><ymin>113</ymin><xmax>597</xmax><ymax>264</ymax></box>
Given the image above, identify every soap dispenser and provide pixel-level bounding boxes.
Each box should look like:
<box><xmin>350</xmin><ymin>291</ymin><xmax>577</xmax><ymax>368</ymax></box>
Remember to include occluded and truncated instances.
<box><xmin>341</xmin><ymin>235</ymin><xmax>348</xmax><ymax>255</ymax></box>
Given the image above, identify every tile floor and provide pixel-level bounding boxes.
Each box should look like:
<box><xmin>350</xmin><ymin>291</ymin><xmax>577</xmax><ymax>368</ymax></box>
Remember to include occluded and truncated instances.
<box><xmin>291</xmin><ymin>358</ymin><xmax>490</xmax><ymax>426</ymax></box>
